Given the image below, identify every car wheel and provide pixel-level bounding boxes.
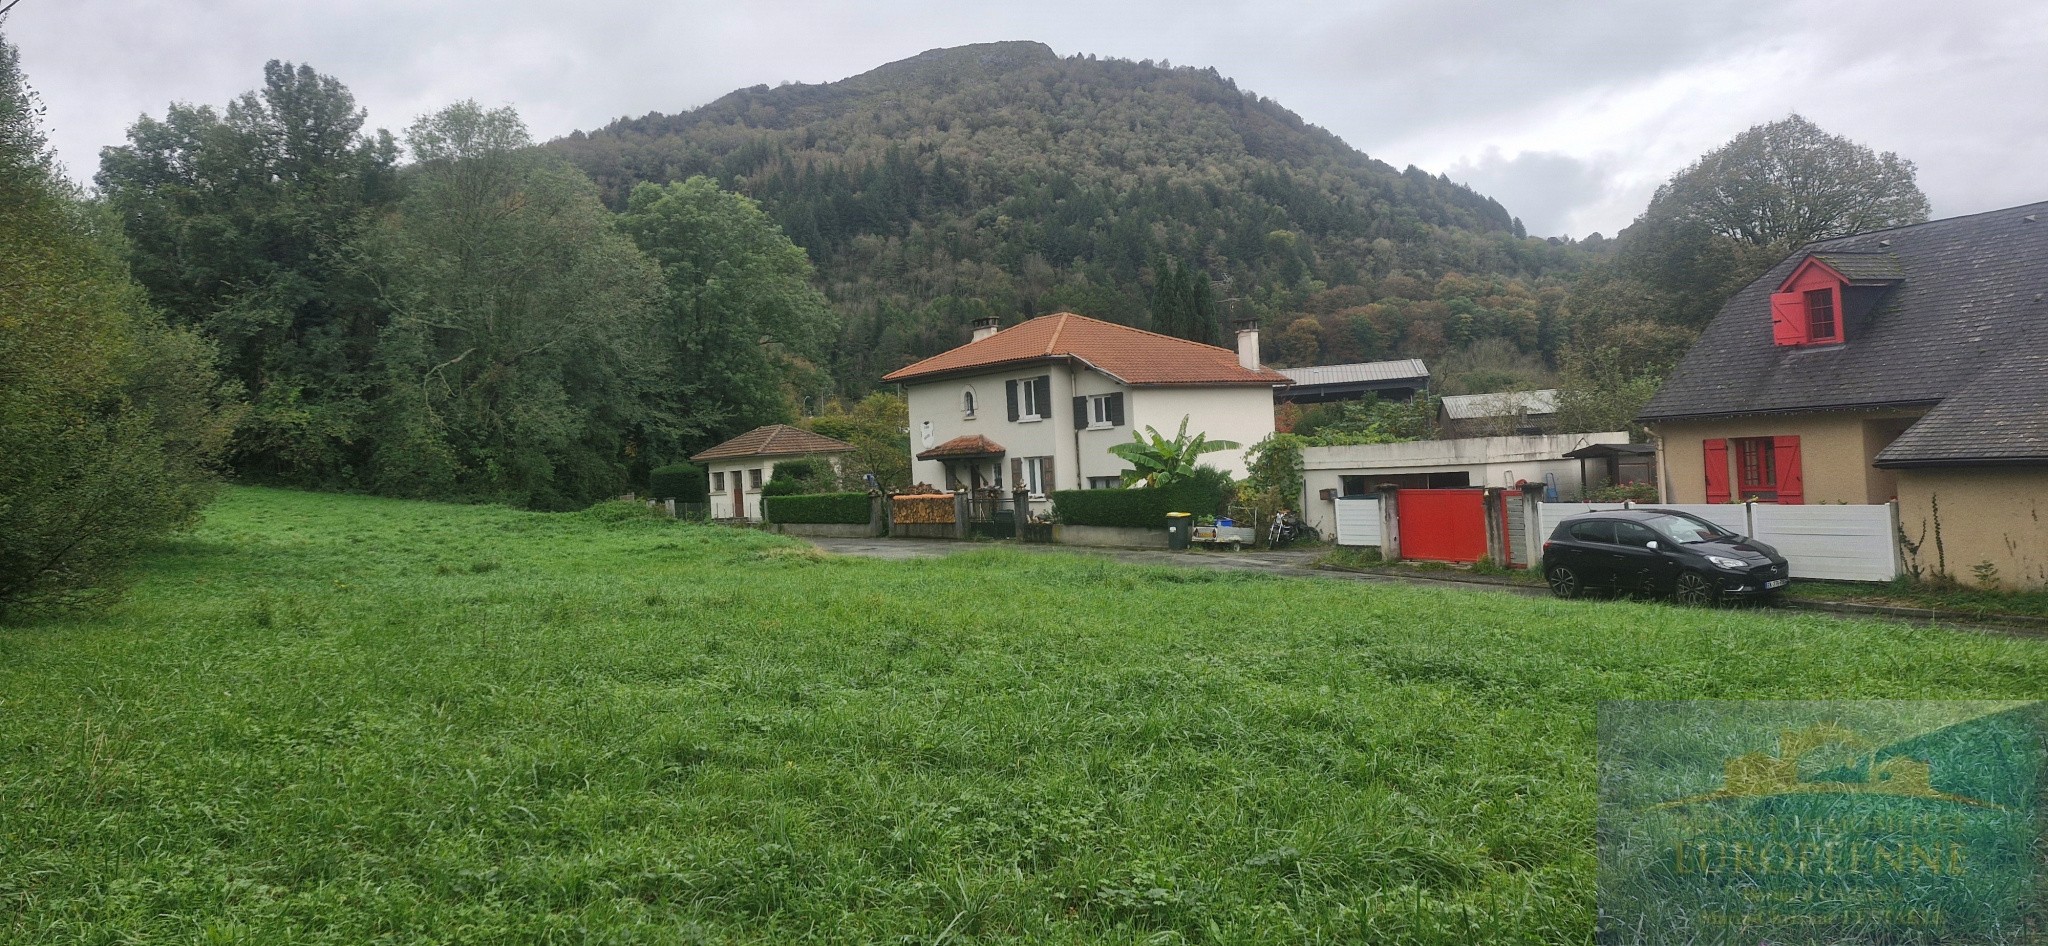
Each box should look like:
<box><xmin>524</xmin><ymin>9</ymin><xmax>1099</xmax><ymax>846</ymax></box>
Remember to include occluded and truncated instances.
<box><xmin>1672</xmin><ymin>570</ymin><xmax>1720</xmax><ymax>607</ymax></box>
<box><xmin>1546</xmin><ymin>564</ymin><xmax>1583</xmax><ymax>599</ymax></box>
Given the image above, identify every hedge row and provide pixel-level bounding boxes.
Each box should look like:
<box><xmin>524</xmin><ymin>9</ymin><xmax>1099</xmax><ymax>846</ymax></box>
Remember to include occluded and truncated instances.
<box><xmin>1050</xmin><ymin>472</ymin><xmax>1233</xmax><ymax>529</ymax></box>
<box><xmin>649</xmin><ymin>462</ymin><xmax>707</xmax><ymax>503</ymax></box>
<box><xmin>763</xmin><ymin>492</ymin><xmax>872</xmax><ymax>524</ymax></box>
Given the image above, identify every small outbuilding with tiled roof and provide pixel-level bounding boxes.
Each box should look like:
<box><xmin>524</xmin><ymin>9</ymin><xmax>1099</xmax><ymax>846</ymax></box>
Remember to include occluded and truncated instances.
<box><xmin>690</xmin><ymin>424</ymin><xmax>853</xmax><ymax>521</ymax></box>
<box><xmin>1640</xmin><ymin>201</ymin><xmax>2048</xmax><ymax>587</ymax></box>
<box><xmin>885</xmin><ymin>312</ymin><xmax>1284</xmax><ymax>504</ymax></box>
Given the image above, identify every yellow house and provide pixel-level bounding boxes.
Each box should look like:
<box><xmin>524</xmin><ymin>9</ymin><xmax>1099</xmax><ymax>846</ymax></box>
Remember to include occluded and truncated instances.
<box><xmin>1639</xmin><ymin>203</ymin><xmax>2048</xmax><ymax>588</ymax></box>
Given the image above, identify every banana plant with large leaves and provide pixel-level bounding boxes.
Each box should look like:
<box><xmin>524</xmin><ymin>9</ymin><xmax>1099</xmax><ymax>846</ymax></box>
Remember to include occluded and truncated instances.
<box><xmin>1106</xmin><ymin>417</ymin><xmax>1240</xmax><ymax>487</ymax></box>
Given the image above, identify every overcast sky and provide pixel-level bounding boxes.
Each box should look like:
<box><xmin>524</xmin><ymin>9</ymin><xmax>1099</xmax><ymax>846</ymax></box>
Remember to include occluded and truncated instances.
<box><xmin>9</xmin><ymin>0</ymin><xmax>2045</xmax><ymax>237</ymax></box>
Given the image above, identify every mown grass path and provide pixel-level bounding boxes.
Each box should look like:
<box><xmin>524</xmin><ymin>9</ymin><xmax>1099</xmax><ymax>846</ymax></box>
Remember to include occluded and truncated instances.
<box><xmin>3</xmin><ymin>487</ymin><xmax>2044</xmax><ymax>944</ymax></box>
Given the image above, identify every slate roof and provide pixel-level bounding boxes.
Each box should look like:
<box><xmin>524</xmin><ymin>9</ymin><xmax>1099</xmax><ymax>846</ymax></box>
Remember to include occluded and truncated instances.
<box><xmin>1439</xmin><ymin>389</ymin><xmax>1558</xmax><ymax>420</ymax></box>
<box><xmin>916</xmin><ymin>434</ymin><xmax>1007</xmax><ymax>461</ymax></box>
<box><xmin>1811</xmin><ymin>252</ymin><xmax>1906</xmax><ymax>283</ymax></box>
<box><xmin>880</xmin><ymin>312</ymin><xmax>1289</xmax><ymax>386</ymax></box>
<box><xmin>1276</xmin><ymin>359</ymin><xmax>1430</xmax><ymax>387</ymax></box>
<box><xmin>691</xmin><ymin>424</ymin><xmax>853</xmax><ymax>461</ymax></box>
<box><xmin>1876</xmin><ymin>348</ymin><xmax>2048</xmax><ymax>466</ymax></box>
<box><xmin>1640</xmin><ymin>201</ymin><xmax>2048</xmax><ymax>467</ymax></box>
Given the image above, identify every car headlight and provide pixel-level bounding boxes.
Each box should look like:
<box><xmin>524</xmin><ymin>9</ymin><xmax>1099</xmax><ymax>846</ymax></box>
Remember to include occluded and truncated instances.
<box><xmin>1706</xmin><ymin>555</ymin><xmax>1748</xmax><ymax>570</ymax></box>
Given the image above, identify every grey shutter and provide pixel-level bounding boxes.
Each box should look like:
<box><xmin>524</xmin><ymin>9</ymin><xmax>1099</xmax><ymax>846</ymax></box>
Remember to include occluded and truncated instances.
<box><xmin>1073</xmin><ymin>396</ymin><xmax>1089</xmax><ymax>429</ymax></box>
<box><xmin>1107</xmin><ymin>392</ymin><xmax>1125</xmax><ymax>426</ymax></box>
<box><xmin>1034</xmin><ymin>376</ymin><xmax>1053</xmax><ymax>418</ymax></box>
<box><xmin>1041</xmin><ymin>456</ymin><xmax>1055</xmax><ymax>492</ymax></box>
<box><xmin>1006</xmin><ymin>380</ymin><xmax>1019</xmax><ymax>421</ymax></box>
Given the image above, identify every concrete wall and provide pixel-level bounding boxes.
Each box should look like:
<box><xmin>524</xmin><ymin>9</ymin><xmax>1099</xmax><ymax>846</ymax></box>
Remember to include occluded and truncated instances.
<box><xmin>1050</xmin><ymin>524</ymin><xmax>1166</xmax><ymax>548</ymax></box>
<box><xmin>1299</xmin><ymin>432</ymin><xmax>1629</xmax><ymax>537</ymax></box>
<box><xmin>1894</xmin><ymin>467</ymin><xmax>2048</xmax><ymax>588</ymax></box>
<box><xmin>906</xmin><ymin>365</ymin><xmax>1278</xmax><ymax>510</ymax></box>
<box><xmin>1652</xmin><ymin>409</ymin><xmax>1926</xmax><ymax>505</ymax></box>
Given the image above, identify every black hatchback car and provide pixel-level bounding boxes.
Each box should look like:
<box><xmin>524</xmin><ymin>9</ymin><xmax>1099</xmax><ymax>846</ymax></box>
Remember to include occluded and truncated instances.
<box><xmin>1540</xmin><ymin>509</ymin><xmax>1790</xmax><ymax>604</ymax></box>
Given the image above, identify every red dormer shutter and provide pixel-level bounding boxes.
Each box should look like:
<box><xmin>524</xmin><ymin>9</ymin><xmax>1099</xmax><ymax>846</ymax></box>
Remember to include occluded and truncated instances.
<box><xmin>1770</xmin><ymin>292</ymin><xmax>1807</xmax><ymax>346</ymax></box>
<box><xmin>1703</xmin><ymin>439</ymin><xmax>1731</xmax><ymax>503</ymax></box>
<box><xmin>1772</xmin><ymin>436</ymin><xmax>1804</xmax><ymax>505</ymax></box>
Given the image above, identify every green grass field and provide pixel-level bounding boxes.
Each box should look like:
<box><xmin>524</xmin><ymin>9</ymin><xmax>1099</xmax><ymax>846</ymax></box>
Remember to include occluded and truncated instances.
<box><xmin>4</xmin><ymin>487</ymin><xmax>2045</xmax><ymax>944</ymax></box>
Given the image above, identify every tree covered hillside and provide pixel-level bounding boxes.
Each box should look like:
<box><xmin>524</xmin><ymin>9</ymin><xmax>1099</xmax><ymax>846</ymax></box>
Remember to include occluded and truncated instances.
<box><xmin>552</xmin><ymin>41</ymin><xmax>1592</xmax><ymax>389</ymax></box>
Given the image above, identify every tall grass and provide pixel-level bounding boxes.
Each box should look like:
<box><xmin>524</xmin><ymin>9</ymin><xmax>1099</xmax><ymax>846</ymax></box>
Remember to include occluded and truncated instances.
<box><xmin>2</xmin><ymin>487</ymin><xmax>2043</xmax><ymax>944</ymax></box>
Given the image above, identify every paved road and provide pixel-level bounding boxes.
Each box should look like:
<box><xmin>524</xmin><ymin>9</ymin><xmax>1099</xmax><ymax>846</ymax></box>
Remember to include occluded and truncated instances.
<box><xmin>801</xmin><ymin>536</ymin><xmax>1552</xmax><ymax>595</ymax></box>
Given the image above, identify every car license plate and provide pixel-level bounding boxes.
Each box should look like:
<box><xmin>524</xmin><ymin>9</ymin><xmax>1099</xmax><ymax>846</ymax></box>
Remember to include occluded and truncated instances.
<box><xmin>1764</xmin><ymin>578</ymin><xmax>1788</xmax><ymax>590</ymax></box>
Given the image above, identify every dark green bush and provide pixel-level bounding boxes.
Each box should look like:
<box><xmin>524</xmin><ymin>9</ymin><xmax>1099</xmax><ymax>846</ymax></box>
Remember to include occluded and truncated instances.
<box><xmin>763</xmin><ymin>492</ymin><xmax>871</xmax><ymax>524</ymax></box>
<box><xmin>760</xmin><ymin>479</ymin><xmax>802</xmax><ymax>497</ymax></box>
<box><xmin>768</xmin><ymin>457</ymin><xmax>833</xmax><ymax>492</ymax></box>
<box><xmin>1051</xmin><ymin>467</ymin><xmax>1233</xmax><ymax>528</ymax></box>
<box><xmin>648</xmin><ymin>462</ymin><xmax>706</xmax><ymax>502</ymax></box>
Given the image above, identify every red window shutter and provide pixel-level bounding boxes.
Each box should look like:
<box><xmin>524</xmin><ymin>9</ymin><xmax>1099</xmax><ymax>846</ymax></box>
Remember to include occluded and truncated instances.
<box><xmin>1010</xmin><ymin>457</ymin><xmax>1023</xmax><ymax>489</ymax></box>
<box><xmin>1770</xmin><ymin>292</ymin><xmax>1807</xmax><ymax>346</ymax></box>
<box><xmin>1703</xmin><ymin>439</ymin><xmax>1731</xmax><ymax>503</ymax></box>
<box><xmin>1772</xmin><ymin>436</ymin><xmax>1804</xmax><ymax>505</ymax></box>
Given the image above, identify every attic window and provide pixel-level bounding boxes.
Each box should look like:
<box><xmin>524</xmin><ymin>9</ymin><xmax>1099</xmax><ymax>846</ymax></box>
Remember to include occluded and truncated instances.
<box><xmin>1805</xmin><ymin>288</ymin><xmax>1838</xmax><ymax>342</ymax></box>
<box><xmin>1770</xmin><ymin>257</ymin><xmax>1852</xmax><ymax>347</ymax></box>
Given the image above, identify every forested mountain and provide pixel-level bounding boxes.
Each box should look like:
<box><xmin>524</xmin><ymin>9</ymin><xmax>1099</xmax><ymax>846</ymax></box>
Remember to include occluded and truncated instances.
<box><xmin>551</xmin><ymin>41</ymin><xmax>1592</xmax><ymax>391</ymax></box>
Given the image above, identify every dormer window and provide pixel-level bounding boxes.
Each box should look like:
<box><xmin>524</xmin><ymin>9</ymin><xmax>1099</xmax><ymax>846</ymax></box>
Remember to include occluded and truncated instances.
<box><xmin>1804</xmin><ymin>288</ymin><xmax>1838</xmax><ymax>342</ymax></box>
<box><xmin>1770</xmin><ymin>257</ymin><xmax>1850</xmax><ymax>347</ymax></box>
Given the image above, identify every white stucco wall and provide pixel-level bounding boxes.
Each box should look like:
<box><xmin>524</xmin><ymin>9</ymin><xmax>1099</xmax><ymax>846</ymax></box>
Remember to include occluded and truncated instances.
<box><xmin>1296</xmin><ymin>431</ymin><xmax>1630</xmax><ymax>536</ymax></box>
<box><xmin>903</xmin><ymin>363</ymin><xmax>1280</xmax><ymax>500</ymax></box>
<box><xmin>1125</xmin><ymin>385</ymin><xmax>1277</xmax><ymax>480</ymax></box>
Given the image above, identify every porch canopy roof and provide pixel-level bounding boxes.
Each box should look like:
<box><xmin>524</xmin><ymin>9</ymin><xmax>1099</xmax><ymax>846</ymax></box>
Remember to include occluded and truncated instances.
<box><xmin>1561</xmin><ymin>443</ymin><xmax>1655</xmax><ymax>460</ymax></box>
<box><xmin>918</xmin><ymin>434</ymin><xmax>1007</xmax><ymax>461</ymax></box>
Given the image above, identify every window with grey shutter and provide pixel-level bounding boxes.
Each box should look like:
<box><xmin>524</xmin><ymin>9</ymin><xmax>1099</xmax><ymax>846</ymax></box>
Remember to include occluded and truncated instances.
<box><xmin>1107</xmin><ymin>392</ymin><xmax>1125</xmax><ymax>426</ymax></box>
<box><xmin>1033</xmin><ymin>376</ymin><xmax>1052</xmax><ymax>418</ymax></box>
<box><xmin>1006</xmin><ymin>380</ymin><xmax>1019</xmax><ymax>421</ymax></box>
<box><xmin>1072</xmin><ymin>396</ymin><xmax>1088</xmax><ymax>429</ymax></box>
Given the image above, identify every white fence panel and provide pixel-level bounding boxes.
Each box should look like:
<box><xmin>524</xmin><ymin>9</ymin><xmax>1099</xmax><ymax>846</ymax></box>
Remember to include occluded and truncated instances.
<box><xmin>1749</xmin><ymin>504</ymin><xmax>1899</xmax><ymax>582</ymax></box>
<box><xmin>1532</xmin><ymin>501</ymin><xmax>1898</xmax><ymax>582</ymax></box>
<box><xmin>1334</xmin><ymin>497</ymin><xmax>1382</xmax><ymax>547</ymax></box>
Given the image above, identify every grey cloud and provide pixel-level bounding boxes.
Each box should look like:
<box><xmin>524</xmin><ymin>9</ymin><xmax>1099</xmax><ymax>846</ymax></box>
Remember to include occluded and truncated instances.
<box><xmin>5</xmin><ymin>0</ymin><xmax>2044</xmax><ymax>236</ymax></box>
<box><xmin>1445</xmin><ymin>149</ymin><xmax>1617</xmax><ymax>238</ymax></box>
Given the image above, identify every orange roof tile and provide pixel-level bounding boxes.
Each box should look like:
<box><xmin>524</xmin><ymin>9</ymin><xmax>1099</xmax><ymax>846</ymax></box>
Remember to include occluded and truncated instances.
<box><xmin>691</xmin><ymin>424</ymin><xmax>853</xmax><ymax>461</ymax></box>
<box><xmin>916</xmin><ymin>434</ymin><xmax>1007</xmax><ymax>461</ymax></box>
<box><xmin>880</xmin><ymin>312</ymin><xmax>1290</xmax><ymax>386</ymax></box>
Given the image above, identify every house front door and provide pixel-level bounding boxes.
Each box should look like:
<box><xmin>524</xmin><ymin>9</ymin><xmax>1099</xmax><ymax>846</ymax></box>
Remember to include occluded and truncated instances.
<box><xmin>733</xmin><ymin>484</ymin><xmax>745</xmax><ymax>519</ymax></box>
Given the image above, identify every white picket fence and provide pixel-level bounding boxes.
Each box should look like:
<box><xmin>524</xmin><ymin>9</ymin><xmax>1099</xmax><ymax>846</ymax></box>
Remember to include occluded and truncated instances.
<box><xmin>1333</xmin><ymin>496</ymin><xmax>1382</xmax><ymax>547</ymax></box>
<box><xmin>1532</xmin><ymin>501</ymin><xmax>1900</xmax><ymax>582</ymax></box>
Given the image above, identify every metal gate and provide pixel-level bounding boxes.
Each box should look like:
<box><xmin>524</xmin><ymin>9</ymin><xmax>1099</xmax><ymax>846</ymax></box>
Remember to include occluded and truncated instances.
<box><xmin>1503</xmin><ymin>488</ymin><xmax>1530</xmax><ymax>569</ymax></box>
<box><xmin>1395</xmin><ymin>489</ymin><xmax>1489</xmax><ymax>563</ymax></box>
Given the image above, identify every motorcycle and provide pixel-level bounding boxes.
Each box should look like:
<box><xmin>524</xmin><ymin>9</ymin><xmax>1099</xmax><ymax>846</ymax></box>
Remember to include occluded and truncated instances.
<box><xmin>1268</xmin><ymin>508</ymin><xmax>1302</xmax><ymax>548</ymax></box>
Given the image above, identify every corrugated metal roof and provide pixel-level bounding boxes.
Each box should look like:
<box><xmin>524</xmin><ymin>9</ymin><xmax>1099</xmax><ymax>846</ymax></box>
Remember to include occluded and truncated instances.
<box><xmin>1275</xmin><ymin>359</ymin><xmax>1430</xmax><ymax>386</ymax></box>
<box><xmin>1438</xmin><ymin>389</ymin><xmax>1559</xmax><ymax>420</ymax></box>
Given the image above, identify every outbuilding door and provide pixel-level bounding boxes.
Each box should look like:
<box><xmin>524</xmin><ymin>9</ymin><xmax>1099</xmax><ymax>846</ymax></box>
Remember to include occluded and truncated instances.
<box><xmin>1396</xmin><ymin>489</ymin><xmax>1489</xmax><ymax>563</ymax></box>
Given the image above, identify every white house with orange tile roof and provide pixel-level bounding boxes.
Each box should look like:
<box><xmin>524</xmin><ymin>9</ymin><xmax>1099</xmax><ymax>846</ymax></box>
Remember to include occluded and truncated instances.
<box><xmin>691</xmin><ymin>424</ymin><xmax>854</xmax><ymax>521</ymax></box>
<box><xmin>881</xmin><ymin>313</ymin><xmax>1285</xmax><ymax>504</ymax></box>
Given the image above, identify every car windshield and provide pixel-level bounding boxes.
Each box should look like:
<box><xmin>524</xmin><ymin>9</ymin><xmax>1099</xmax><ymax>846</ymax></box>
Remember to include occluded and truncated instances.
<box><xmin>1647</xmin><ymin>514</ymin><xmax>1734</xmax><ymax>544</ymax></box>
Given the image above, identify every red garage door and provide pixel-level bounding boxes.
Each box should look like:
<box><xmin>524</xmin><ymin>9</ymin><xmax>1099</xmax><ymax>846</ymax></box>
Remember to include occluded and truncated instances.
<box><xmin>1397</xmin><ymin>489</ymin><xmax>1489</xmax><ymax>563</ymax></box>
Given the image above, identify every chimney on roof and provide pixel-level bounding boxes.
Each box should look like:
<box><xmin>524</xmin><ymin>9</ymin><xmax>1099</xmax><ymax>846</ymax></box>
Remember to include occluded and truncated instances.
<box><xmin>971</xmin><ymin>316</ymin><xmax>1001</xmax><ymax>343</ymax></box>
<box><xmin>1233</xmin><ymin>317</ymin><xmax>1261</xmax><ymax>371</ymax></box>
